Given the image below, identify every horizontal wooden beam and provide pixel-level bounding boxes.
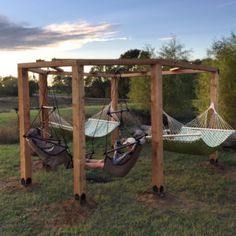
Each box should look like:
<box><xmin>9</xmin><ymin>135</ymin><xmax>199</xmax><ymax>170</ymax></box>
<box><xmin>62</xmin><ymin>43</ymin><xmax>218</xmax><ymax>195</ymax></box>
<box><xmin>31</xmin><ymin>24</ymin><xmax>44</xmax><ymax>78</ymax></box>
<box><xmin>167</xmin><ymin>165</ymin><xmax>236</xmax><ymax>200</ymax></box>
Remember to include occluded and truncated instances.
<box><xmin>48</xmin><ymin>71</ymin><xmax>71</xmax><ymax>76</ymax></box>
<box><xmin>18</xmin><ymin>59</ymin><xmax>77</xmax><ymax>69</ymax></box>
<box><xmin>28</xmin><ymin>68</ymin><xmax>49</xmax><ymax>75</ymax></box>
<box><xmin>162</xmin><ymin>69</ymin><xmax>205</xmax><ymax>75</ymax></box>
<box><xmin>83</xmin><ymin>71</ymin><xmax>150</xmax><ymax>78</ymax></box>
<box><xmin>47</xmin><ymin>69</ymin><xmax>205</xmax><ymax>78</ymax></box>
<box><xmin>51</xmin><ymin>66</ymin><xmax>64</xmax><ymax>72</ymax></box>
<box><xmin>75</xmin><ymin>59</ymin><xmax>218</xmax><ymax>72</ymax></box>
<box><xmin>159</xmin><ymin>59</ymin><xmax>218</xmax><ymax>72</ymax></box>
<box><xmin>46</xmin><ymin>71</ymin><xmax>150</xmax><ymax>77</ymax></box>
<box><xmin>31</xmin><ymin>68</ymin><xmax>207</xmax><ymax>78</ymax></box>
<box><xmin>18</xmin><ymin>58</ymin><xmax>218</xmax><ymax>73</ymax></box>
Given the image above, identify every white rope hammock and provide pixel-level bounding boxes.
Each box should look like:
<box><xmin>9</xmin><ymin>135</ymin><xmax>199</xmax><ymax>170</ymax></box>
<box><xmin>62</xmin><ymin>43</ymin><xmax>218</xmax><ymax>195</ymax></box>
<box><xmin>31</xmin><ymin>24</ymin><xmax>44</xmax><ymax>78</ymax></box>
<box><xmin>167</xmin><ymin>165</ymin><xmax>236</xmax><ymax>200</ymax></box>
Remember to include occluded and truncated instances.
<box><xmin>163</xmin><ymin>103</ymin><xmax>234</xmax><ymax>148</ymax></box>
<box><xmin>48</xmin><ymin>104</ymin><xmax>120</xmax><ymax>138</ymax></box>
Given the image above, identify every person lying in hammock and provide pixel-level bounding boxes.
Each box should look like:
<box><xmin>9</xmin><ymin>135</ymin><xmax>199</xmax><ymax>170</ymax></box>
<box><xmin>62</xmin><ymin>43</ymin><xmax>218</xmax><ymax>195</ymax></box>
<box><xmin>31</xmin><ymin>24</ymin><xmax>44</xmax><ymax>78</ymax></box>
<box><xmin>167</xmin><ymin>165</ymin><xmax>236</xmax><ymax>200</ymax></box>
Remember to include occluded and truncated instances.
<box><xmin>85</xmin><ymin>137</ymin><xmax>137</xmax><ymax>169</ymax></box>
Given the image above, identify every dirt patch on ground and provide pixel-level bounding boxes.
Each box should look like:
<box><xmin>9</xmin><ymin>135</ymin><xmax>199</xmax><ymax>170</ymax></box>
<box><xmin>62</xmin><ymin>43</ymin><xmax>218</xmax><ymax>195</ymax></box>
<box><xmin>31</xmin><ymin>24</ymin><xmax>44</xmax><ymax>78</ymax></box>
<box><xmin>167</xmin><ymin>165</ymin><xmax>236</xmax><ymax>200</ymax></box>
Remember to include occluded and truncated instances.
<box><xmin>0</xmin><ymin>177</ymin><xmax>40</xmax><ymax>192</ymax></box>
<box><xmin>198</xmin><ymin>161</ymin><xmax>236</xmax><ymax>178</ymax></box>
<box><xmin>47</xmin><ymin>199</ymin><xmax>97</xmax><ymax>226</ymax></box>
<box><xmin>27</xmin><ymin>198</ymin><xmax>97</xmax><ymax>228</ymax></box>
<box><xmin>199</xmin><ymin>161</ymin><xmax>225</xmax><ymax>172</ymax></box>
<box><xmin>32</xmin><ymin>159</ymin><xmax>58</xmax><ymax>172</ymax></box>
<box><xmin>32</xmin><ymin>159</ymin><xmax>45</xmax><ymax>172</ymax></box>
<box><xmin>137</xmin><ymin>191</ymin><xmax>207</xmax><ymax>212</ymax></box>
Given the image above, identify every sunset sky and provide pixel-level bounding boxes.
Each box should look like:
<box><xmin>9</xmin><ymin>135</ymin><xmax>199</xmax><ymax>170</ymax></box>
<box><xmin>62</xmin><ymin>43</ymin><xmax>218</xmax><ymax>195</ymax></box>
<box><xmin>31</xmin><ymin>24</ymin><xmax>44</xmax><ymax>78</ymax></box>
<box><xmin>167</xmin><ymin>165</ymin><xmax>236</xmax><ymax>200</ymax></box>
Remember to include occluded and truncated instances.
<box><xmin>0</xmin><ymin>0</ymin><xmax>236</xmax><ymax>76</ymax></box>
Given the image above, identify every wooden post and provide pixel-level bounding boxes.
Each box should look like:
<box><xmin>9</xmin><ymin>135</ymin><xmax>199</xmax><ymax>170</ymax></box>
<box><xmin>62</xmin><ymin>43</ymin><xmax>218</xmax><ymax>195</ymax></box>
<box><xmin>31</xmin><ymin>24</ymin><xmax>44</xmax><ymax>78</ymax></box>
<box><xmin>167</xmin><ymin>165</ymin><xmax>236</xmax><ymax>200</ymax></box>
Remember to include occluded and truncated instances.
<box><xmin>150</xmin><ymin>64</ymin><xmax>164</xmax><ymax>194</ymax></box>
<box><xmin>38</xmin><ymin>74</ymin><xmax>49</xmax><ymax>138</ymax></box>
<box><xmin>72</xmin><ymin>65</ymin><xmax>86</xmax><ymax>204</ymax></box>
<box><xmin>111</xmin><ymin>77</ymin><xmax>119</xmax><ymax>146</ymax></box>
<box><xmin>209</xmin><ymin>71</ymin><xmax>219</xmax><ymax>164</ymax></box>
<box><xmin>18</xmin><ymin>67</ymin><xmax>32</xmax><ymax>186</ymax></box>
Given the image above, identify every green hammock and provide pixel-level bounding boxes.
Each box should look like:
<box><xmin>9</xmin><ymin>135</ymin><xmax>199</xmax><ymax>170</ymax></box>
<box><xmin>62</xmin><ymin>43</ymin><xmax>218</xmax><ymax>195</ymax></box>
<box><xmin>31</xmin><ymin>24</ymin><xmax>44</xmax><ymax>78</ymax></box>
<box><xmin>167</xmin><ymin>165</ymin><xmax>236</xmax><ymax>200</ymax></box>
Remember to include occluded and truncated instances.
<box><xmin>163</xmin><ymin>126</ymin><xmax>234</xmax><ymax>155</ymax></box>
<box><xmin>164</xmin><ymin>139</ymin><xmax>217</xmax><ymax>155</ymax></box>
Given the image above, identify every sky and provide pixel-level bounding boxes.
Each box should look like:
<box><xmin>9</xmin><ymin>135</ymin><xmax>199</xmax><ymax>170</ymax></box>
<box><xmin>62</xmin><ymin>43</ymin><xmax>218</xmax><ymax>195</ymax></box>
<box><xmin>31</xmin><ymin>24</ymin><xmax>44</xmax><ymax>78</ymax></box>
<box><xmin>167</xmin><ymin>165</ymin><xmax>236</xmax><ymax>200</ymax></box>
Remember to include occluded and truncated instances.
<box><xmin>0</xmin><ymin>0</ymin><xmax>236</xmax><ymax>76</ymax></box>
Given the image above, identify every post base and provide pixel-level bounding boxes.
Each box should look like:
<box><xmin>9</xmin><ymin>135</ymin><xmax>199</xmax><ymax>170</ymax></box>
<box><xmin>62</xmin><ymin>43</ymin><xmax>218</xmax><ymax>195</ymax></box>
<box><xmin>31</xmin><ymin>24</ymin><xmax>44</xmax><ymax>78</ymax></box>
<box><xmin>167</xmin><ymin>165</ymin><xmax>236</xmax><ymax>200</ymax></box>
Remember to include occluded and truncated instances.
<box><xmin>209</xmin><ymin>158</ymin><xmax>218</xmax><ymax>166</ymax></box>
<box><xmin>21</xmin><ymin>178</ymin><xmax>32</xmax><ymax>187</ymax></box>
<box><xmin>152</xmin><ymin>185</ymin><xmax>165</xmax><ymax>197</ymax></box>
<box><xmin>74</xmin><ymin>193</ymin><xmax>86</xmax><ymax>205</ymax></box>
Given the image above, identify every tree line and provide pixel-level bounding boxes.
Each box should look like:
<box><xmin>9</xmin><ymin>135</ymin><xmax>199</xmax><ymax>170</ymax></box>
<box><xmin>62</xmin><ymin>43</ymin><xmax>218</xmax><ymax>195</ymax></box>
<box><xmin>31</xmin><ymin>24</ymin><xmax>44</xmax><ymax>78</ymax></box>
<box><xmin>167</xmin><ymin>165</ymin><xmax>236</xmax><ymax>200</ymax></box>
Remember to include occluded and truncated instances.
<box><xmin>1</xmin><ymin>33</ymin><xmax>236</xmax><ymax>127</ymax></box>
<box><xmin>83</xmin><ymin>34</ymin><xmax>236</xmax><ymax>127</ymax></box>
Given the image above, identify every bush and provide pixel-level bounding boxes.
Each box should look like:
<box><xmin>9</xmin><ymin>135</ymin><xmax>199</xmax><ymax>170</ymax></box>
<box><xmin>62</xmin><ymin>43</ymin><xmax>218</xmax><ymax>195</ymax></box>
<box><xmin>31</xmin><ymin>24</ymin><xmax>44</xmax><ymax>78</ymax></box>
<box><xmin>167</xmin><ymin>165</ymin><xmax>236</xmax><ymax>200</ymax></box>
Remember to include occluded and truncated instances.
<box><xmin>0</xmin><ymin>123</ymin><xmax>19</xmax><ymax>144</ymax></box>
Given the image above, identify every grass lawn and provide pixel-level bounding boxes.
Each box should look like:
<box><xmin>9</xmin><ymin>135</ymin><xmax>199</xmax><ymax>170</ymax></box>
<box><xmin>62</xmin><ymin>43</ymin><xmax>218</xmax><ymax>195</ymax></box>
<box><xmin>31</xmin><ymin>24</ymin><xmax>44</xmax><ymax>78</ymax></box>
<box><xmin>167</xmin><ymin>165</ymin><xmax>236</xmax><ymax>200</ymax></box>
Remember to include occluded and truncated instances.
<box><xmin>0</xmin><ymin>143</ymin><xmax>235</xmax><ymax>235</ymax></box>
<box><xmin>0</xmin><ymin>106</ymin><xmax>235</xmax><ymax>235</ymax></box>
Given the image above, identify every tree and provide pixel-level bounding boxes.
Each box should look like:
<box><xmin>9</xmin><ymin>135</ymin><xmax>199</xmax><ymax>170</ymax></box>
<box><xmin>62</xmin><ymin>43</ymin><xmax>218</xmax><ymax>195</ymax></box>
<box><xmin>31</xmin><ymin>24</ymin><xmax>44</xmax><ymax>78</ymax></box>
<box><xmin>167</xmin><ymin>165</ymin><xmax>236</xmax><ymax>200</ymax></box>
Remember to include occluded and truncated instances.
<box><xmin>0</xmin><ymin>76</ymin><xmax>18</xmax><ymax>96</ymax></box>
<box><xmin>127</xmin><ymin>47</ymin><xmax>154</xmax><ymax>110</ymax></box>
<box><xmin>85</xmin><ymin>65</ymin><xmax>113</xmax><ymax>98</ymax></box>
<box><xmin>51</xmin><ymin>75</ymin><xmax>72</xmax><ymax>94</ymax></box>
<box><xmin>85</xmin><ymin>48</ymin><xmax>153</xmax><ymax>101</ymax></box>
<box><xmin>29</xmin><ymin>75</ymin><xmax>38</xmax><ymax>96</ymax></box>
<box><xmin>193</xmin><ymin>58</ymin><xmax>215</xmax><ymax>113</ymax></box>
<box><xmin>195</xmin><ymin>33</ymin><xmax>236</xmax><ymax>127</ymax></box>
<box><xmin>158</xmin><ymin>38</ymin><xmax>192</xmax><ymax>60</ymax></box>
<box><xmin>158</xmin><ymin>38</ymin><xmax>194</xmax><ymax>118</ymax></box>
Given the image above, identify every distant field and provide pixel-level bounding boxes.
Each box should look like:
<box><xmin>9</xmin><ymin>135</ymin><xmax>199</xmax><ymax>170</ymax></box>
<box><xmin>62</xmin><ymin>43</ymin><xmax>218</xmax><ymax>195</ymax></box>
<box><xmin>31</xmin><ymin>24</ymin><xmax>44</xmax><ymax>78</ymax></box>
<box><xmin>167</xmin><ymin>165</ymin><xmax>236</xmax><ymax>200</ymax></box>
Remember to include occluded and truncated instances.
<box><xmin>0</xmin><ymin>97</ymin><xmax>19</xmax><ymax>113</ymax></box>
<box><xmin>0</xmin><ymin>96</ymin><xmax>112</xmax><ymax>113</ymax></box>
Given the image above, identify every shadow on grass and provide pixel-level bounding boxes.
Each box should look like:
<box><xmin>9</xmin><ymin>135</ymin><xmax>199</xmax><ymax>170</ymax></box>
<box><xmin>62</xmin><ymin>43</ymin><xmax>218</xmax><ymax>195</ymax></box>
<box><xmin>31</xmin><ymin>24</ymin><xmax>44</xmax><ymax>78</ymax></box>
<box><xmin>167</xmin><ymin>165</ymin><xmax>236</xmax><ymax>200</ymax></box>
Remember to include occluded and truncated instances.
<box><xmin>26</xmin><ymin>198</ymin><xmax>97</xmax><ymax>229</ymax></box>
<box><xmin>0</xmin><ymin>177</ymin><xmax>41</xmax><ymax>193</ymax></box>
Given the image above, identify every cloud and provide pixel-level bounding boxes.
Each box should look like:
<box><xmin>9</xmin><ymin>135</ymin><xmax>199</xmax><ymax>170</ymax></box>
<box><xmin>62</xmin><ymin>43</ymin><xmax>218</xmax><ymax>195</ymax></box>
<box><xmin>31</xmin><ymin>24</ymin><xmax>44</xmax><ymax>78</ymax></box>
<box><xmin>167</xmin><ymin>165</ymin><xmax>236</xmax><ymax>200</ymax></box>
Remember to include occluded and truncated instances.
<box><xmin>158</xmin><ymin>35</ymin><xmax>176</xmax><ymax>41</ymax></box>
<box><xmin>0</xmin><ymin>16</ymin><xmax>123</xmax><ymax>51</ymax></box>
<box><xmin>216</xmin><ymin>1</ymin><xmax>235</xmax><ymax>8</ymax></box>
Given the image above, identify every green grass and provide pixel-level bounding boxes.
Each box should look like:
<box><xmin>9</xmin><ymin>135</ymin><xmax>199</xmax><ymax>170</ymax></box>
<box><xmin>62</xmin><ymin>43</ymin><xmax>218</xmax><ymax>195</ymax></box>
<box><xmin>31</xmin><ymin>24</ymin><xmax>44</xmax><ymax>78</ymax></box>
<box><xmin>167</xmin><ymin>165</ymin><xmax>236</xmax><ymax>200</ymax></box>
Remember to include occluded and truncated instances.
<box><xmin>0</xmin><ymin>110</ymin><xmax>18</xmax><ymax>124</ymax></box>
<box><xmin>0</xmin><ymin>143</ymin><xmax>235</xmax><ymax>235</ymax></box>
<box><xmin>0</xmin><ymin>107</ymin><xmax>236</xmax><ymax>235</ymax></box>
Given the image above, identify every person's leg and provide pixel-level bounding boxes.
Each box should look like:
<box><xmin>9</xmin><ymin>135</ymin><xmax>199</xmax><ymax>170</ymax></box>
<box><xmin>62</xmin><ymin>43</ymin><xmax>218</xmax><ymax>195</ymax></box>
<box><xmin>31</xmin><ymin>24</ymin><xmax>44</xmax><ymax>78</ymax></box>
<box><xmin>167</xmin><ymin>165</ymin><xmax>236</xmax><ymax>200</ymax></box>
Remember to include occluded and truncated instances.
<box><xmin>85</xmin><ymin>160</ymin><xmax>104</xmax><ymax>169</ymax></box>
<box><xmin>86</xmin><ymin>159</ymin><xmax>104</xmax><ymax>163</ymax></box>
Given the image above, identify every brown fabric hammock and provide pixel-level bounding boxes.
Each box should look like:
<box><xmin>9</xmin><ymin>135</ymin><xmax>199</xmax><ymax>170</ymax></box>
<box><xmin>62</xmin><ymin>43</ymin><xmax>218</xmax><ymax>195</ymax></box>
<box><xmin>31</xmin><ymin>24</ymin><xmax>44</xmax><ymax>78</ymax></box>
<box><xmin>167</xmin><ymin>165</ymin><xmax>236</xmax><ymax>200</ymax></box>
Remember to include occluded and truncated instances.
<box><xmin>103</xmin><ymin>143</ymin><xmax>142</xmax><ymax>177</ymax></box>
<box><xmin>25</xmin><ymin>128</ymin><xmax>72</xmax><ymax>170</ymax></box>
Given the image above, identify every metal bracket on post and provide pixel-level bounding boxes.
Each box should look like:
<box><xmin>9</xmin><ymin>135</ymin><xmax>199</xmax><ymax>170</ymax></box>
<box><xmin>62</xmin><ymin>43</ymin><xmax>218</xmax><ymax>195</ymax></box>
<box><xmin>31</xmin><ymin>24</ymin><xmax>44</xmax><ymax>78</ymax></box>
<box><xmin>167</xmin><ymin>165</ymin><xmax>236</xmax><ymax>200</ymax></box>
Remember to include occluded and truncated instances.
<box><xmin>21</xmin><ymin>177</ymin><xmax>32</xmax><ymax>187</ymax></box>
<box><xmin>152</xmin><ymin>185</ymin><xmax>165</xmax><ymax>197</ymax></box>
<box><xmin>74</xmin><ymin>193</ymin><xmax>86</xmax><ymax>205</ymax></box>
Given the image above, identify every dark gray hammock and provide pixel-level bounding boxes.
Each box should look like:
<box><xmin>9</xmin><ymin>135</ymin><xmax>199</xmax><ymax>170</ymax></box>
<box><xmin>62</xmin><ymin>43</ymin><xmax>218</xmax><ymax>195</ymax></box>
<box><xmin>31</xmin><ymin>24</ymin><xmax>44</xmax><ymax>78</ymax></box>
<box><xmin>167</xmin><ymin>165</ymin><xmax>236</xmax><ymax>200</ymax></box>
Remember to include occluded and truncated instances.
<box><xmin>103</xmin><ymin>143</ymin><xmax>143</xmax><ymax>177</ymax></box>
<box><xmin>25</xmin><ymin>128</ymin><xmax>72</xmax><ymax>170</ymax></box>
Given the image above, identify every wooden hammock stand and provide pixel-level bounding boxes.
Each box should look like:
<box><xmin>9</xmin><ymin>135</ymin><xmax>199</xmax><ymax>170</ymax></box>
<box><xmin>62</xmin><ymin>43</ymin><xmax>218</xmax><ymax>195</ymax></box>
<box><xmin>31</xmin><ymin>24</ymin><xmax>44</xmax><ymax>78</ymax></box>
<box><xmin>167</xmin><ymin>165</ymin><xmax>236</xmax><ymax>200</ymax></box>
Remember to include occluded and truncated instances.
<box><xmin>18</xmin><ymin>58</ymin><xmax>219</xmax><ymax>203</ymax></box>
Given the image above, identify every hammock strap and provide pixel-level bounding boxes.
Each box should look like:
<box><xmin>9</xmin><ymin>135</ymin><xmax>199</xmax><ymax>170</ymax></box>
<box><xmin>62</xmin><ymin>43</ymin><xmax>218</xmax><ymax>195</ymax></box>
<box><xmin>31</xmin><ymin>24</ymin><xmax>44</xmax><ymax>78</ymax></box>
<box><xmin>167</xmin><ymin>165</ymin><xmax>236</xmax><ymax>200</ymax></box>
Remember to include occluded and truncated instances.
<box><xmin>104</xmin><ymin>112</ymin><xmax>111</xmax><ymax>155</ymax></box>
<box><xmin>23</xmin><ymin>107</ymin><xmax>42</xmax><ymax>137</ymax></box>
<box><xmin>50</xmin><ymin>89</ymin><xmax>71</xmax><ymax>152</ymax></box>
<box><xmin>89</xmin><ymin>97</ymin><xmax>110</xmax><ymax>159</ymax></box>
